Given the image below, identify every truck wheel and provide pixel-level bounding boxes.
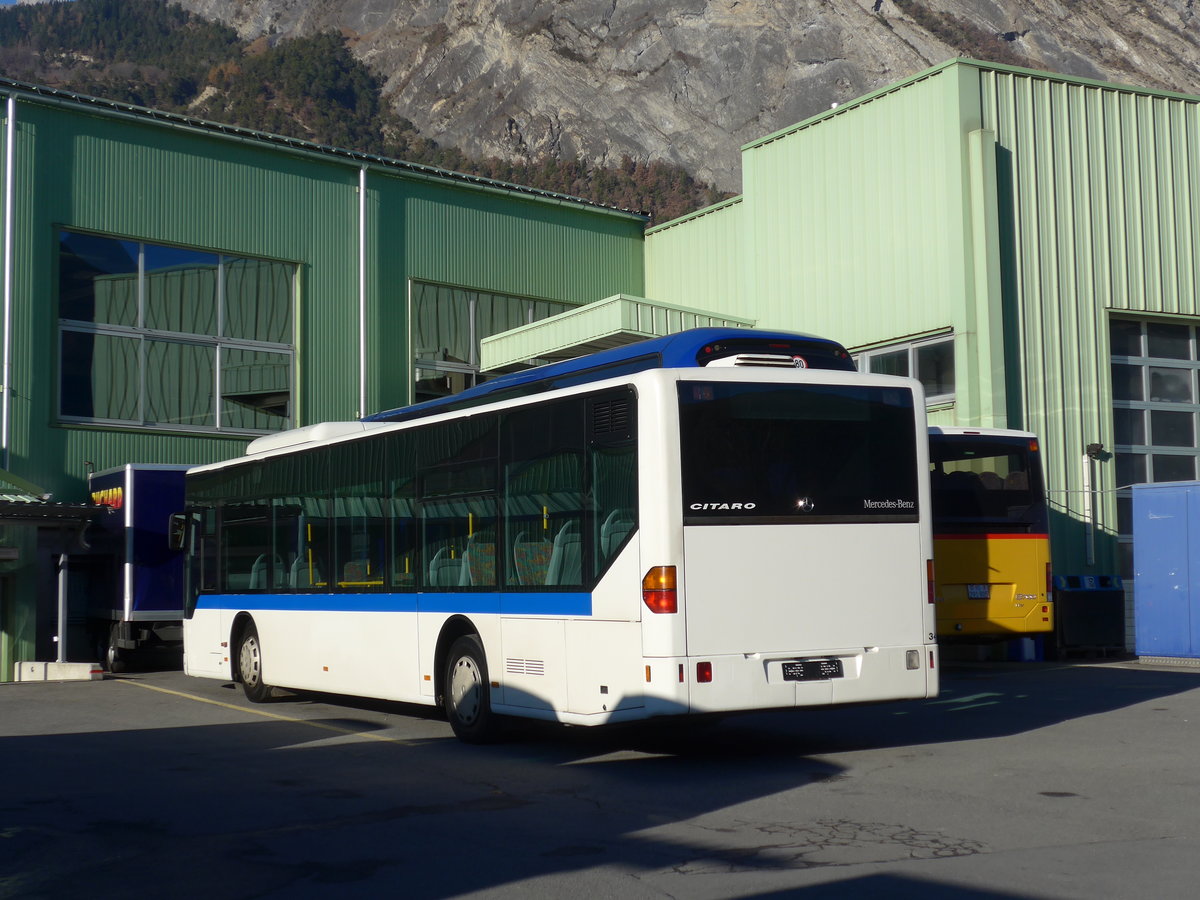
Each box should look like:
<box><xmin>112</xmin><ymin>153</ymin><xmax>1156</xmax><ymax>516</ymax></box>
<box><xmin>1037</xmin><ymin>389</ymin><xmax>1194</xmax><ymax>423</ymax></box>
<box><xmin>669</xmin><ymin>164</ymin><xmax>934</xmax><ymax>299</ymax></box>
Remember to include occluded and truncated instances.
<box><xmin>106</xmin><ymin>624</ymin><xmax>127</xmax><ymax>674</ymax></box>
<box><xmin>444</xmin><ymin>635</ymin><xmax>496</xmax><ymax>743</ymax></box>
<box><xmin>237</xmin><ymin>622</ymin><xmax>273</xmax><ymax>703</ymax></box>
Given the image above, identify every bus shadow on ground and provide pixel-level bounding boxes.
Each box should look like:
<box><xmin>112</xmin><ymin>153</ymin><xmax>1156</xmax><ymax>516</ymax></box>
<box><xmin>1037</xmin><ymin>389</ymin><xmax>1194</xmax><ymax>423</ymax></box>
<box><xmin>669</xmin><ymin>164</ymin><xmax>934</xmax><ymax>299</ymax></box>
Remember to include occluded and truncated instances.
<box><xmin>3</xmin><ymin>661</ymin><xmax>1197</xmax><ymax>898</ymax></box>
<box><xmin>262</xmin><ymin>659</ymin><xmax>1200</xmax><ymax>756</ymax></box>
<box><xmin>743</xmin><ymin>876</ymin><xmax>1036</xmax><ymax>899</ymax></box>
<box><xmin>0</xmin><ymin>713</ymin><xmax>844</xmax><ymax>898</ymax></box>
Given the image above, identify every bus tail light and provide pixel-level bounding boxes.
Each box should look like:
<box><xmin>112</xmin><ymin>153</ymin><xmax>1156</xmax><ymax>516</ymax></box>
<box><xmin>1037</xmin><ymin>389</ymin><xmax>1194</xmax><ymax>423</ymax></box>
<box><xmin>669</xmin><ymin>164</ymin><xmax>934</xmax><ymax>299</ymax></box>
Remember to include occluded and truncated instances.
<box><xmin>643</xmin><ymin>566</ymin><xmax>678</xmax><ymax>614</ymax></box>
<box><xmin>696</xmin><ymin>661</ymin><xmax>713</xmax><ymax>683</ymax></box>
<box><xmin>927</xmin><ymin>559</ymin><xmax>936</xmax><ymax>603</ymax></box>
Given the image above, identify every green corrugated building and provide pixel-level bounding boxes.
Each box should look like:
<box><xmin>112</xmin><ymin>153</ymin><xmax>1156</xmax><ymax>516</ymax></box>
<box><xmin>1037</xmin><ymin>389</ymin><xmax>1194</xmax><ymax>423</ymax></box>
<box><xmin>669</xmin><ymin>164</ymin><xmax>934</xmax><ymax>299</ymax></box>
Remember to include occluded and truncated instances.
<box><xmin>491</xmin><ymin>58</ymin><xmax>1200</xmax><ymax>650</ymax></box>
<box><xmin>0</xmin><ymin>78</ymin><xmax>646</xmax><ymax>679</ymax></box>
<box><xmin>6</xmin><ymin>56</ymin><xmax>1198</xmax><ymax>675</ymax></box>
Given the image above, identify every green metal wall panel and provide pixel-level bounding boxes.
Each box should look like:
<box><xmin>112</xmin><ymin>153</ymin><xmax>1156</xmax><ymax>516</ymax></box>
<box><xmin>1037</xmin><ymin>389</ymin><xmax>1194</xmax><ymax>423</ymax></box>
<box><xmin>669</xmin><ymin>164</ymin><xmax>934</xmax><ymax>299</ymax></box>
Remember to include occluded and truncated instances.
<box><xmin>977</xmin><ymin>67</ymin><xmax>1200</xmax><ymax>572</ymax></box>
<box><xmin>645</xmin><ymin>198</ymin><xmax>746</xmax><ymax>311</ymax></box>
<box><xmin>0</xmin><ymin>89</ymin><xmax>646</xmax><ymax>501</ymax></box>
<box><xmin>8</xmin><ymin>101</ymin><xmax>362</xmax><ymax>494</ymax></box>
<box><xmin>367</xmin><ymin>176</ymin><xmax>645</xmax><ymax>412</ymax></box>
<box><xmin>739</xmin><ymin>68</ymin><xmax>969</xmax><ymax>348</ymax></box>
<box><xmin>404</xmin><ymin>180</ymin><xmax>643</xmax><ymax>305</ymax></box>
<box><xmin>643</xmin><ymin>59</ymin><xmax>1200</xmax><ymax>578</ymax></box>
<box><xmin>645</xmin><ymin>62</ymin><xmax>1005</xmax><ymax>424</ymax></box>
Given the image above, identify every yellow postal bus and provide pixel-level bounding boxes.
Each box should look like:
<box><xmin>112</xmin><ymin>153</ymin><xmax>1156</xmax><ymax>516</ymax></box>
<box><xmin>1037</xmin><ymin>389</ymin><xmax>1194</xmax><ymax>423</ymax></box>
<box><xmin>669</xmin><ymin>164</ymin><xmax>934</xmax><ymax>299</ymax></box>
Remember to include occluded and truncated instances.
<box><xmin>929</xmin><ymin>427</ymin><xmax>1053</xmax><ymax>639</ymax></box>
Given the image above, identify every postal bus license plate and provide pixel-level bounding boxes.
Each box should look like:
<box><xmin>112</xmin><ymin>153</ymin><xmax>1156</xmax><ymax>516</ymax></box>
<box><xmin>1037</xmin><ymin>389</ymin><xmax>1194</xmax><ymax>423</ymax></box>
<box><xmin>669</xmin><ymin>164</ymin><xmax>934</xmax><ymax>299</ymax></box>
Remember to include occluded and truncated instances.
<box><xmin>967</xmin><ymin>583</ymin><xmax>992</xmax><ymax>599</ymax></box>
<box><xmin>782</xmin><ymin>658</ymin><xmax>844</xmax><ymax>681</ymax></box>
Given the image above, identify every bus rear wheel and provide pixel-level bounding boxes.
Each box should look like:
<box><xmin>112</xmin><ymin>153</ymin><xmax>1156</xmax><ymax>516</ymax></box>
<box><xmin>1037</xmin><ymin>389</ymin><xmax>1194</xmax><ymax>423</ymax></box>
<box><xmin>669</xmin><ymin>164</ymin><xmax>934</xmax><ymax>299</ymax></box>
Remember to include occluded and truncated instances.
<box><xmin>444</xmin><ymin>635</ymin><xmax>496</xmax><ymax>743</ymax></box>
<box><xmin>237</xmin><ymin>622</ymin><xmax>273</xmax><ymax>703</ymax></box>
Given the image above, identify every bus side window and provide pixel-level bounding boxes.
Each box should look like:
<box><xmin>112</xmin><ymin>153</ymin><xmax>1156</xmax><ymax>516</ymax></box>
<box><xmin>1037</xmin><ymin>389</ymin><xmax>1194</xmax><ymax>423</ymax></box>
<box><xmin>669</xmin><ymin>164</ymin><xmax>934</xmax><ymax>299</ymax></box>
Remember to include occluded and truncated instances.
<box><xmin>503</xmin><ymin>398</ymin><xmax>588</xmax><ymax>589</ymax></box>
<box><xmin>220</xmin><ymin>502</ymin><xmax>272</xmax><ymax>592</ymax></box>
<box><xmin>197</xmin><ymin>508</ymin><xmax>218</xmax><ymax>595</ymax></box>
<box><xmin>268</xmin><ymin>446</ymin><xmax>332</xmax><ymax>590</ymax></box>
<box><xmin>390</xmin><ymin>498</ymin><xmax>418</xmax><ymax>588</ymax></box>
<box><xmin>417</xmin><ymin>416</ymin><xmax>499</xmax><ymax>589</ymax></box>
<box><xmin>272</xmin><ymin>500</ymin><xmax>303</xmax><ymax>589</ymax></box>
<box><xmin>298</xmin><ymin>505</ymin><xmax>331</xmax><ymax>589</ymax></box>
<box><xmin>592</xmin><ymin>441</ymin><xmax>636</xmax><ymax>566</ymax></box>
<box><xmin>420</xmin><ymin>491</ymin><xmax>497</xmax><ymax>587</ymax></box>
<box><xmin>330</xmin><ymin>440</ymin><xmax>387</xmax><ymax>589</ymax></box>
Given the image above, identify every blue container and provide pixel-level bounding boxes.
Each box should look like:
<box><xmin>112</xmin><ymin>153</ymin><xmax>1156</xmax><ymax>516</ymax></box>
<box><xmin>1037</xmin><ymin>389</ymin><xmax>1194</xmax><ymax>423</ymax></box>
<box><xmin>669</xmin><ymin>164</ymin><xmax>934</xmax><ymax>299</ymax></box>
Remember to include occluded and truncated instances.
<box><xmin>1133</xmin><ymin>481</ymin><xmax>1200</xmax><ymax>658</ymax></box>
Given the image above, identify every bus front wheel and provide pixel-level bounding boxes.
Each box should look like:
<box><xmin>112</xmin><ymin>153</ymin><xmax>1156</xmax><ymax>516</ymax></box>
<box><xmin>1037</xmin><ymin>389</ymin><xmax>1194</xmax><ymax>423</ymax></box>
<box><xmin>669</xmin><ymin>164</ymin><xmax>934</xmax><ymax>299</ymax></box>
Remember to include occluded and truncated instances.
<box><xmin>237</xmin><ymin>622</ymin><xmax>273</xmax><ymax>703</ymax></box>
<box><xmin>444</xmin><ymin>635</ymin><xmax>495</xmax><ymax>743</ymax></box>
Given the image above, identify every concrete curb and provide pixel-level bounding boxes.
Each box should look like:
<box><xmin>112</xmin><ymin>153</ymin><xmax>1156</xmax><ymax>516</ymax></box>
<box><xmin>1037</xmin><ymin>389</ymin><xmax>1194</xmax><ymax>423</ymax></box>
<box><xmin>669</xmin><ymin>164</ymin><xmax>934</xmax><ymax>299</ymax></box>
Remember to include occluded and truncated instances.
<box><xmin>13</xmin><ymin>661</ymin><xmax>105</xmax><ymax>682</ymax></box>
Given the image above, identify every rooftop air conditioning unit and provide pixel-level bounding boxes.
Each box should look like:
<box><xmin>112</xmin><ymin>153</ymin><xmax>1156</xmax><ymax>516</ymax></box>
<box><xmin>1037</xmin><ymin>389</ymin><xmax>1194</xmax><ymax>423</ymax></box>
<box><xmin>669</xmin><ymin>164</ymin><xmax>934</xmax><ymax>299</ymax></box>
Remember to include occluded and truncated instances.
<box><xmin>704</xmin><ymin>353</ymin><xmax>807</xmax><ymax>368</ymax></box>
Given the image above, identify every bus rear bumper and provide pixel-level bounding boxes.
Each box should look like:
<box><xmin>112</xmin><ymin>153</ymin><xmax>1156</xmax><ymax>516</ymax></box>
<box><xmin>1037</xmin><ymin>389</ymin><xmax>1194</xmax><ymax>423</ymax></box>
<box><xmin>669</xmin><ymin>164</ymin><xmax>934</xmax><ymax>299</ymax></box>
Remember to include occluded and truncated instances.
<box><xmin>682</xmin><ymin>645</ymin><xmax>939</xmax><ymax>713</ymax></box>
<box><xmin>491</xmin><ymin>646</ymin><xmax>938</xmax><ymax>727</ymax></box>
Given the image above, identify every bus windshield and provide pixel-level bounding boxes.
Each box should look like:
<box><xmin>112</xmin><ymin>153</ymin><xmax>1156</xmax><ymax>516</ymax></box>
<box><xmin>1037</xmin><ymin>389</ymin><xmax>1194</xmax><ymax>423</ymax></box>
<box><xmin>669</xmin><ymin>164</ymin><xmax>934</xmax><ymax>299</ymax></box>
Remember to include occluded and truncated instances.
<box><xmin>679</xmin><ymin>381</ymin><xmax>919</xmax><ymax>524</ymax></box>
<box><xmin>929</xmin><ymin>433</ymin><xmax>1046</xmax><ymax>533</ymax></box>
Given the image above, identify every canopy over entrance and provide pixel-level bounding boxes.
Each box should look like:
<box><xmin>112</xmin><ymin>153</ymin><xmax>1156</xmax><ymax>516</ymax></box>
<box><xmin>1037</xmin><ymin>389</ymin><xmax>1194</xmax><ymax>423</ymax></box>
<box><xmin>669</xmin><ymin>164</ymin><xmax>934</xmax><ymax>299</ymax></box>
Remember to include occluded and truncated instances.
<box><xmin>480</xmin><ymin>294</ymin><xmax>755</xmax><ymax>373</ymax></box>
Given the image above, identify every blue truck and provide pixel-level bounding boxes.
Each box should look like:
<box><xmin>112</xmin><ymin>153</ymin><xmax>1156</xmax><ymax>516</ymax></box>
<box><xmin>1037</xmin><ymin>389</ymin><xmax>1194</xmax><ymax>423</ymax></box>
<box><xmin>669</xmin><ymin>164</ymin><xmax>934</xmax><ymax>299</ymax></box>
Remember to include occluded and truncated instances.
<box><xmin>87</xmin><ymin>464</ymin><xmax>191</xmax><ymax>672</ymax></box>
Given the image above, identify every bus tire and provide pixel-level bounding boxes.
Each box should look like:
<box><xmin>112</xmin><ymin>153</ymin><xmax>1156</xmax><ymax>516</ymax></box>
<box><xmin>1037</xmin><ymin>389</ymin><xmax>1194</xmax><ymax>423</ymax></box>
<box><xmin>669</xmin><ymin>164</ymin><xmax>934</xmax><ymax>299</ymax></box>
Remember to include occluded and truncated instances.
<box><xmin>444</xmin><ymin>634</ymin><xmax>495</xmax><ymax>743</ymax></box>
<box><xmin>237</xmin><ymin>621</ymin><xmax>273</xmax><ymax>703</ymax></box>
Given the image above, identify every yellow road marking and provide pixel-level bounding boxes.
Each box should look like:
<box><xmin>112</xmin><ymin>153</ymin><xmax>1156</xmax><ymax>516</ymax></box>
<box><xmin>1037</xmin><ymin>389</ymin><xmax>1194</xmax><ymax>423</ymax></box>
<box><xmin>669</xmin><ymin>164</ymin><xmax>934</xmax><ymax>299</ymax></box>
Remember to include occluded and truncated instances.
<box><xmin>118</xmin><ymin>678</ymin><xmax>416</xmax><ymax>745</ymax></box>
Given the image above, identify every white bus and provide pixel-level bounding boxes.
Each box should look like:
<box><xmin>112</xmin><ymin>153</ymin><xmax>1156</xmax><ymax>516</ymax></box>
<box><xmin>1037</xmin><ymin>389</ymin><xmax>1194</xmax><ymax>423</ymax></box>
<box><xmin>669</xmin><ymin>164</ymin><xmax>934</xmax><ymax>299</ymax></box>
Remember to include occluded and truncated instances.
<box><xmin>181</xmin><ymin>329</ymin><xmax>938</xmax><ymax>741</ymax></box>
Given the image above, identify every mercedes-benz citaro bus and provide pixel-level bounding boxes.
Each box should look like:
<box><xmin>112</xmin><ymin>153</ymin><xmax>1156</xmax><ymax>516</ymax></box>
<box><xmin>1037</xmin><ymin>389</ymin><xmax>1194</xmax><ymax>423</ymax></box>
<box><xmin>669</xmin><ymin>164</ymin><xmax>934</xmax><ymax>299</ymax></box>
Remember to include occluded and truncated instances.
<box><xmin>928</xmin><ymin>426</ymin><xmax>1053</xmax><ymax>639</ymax></box>
<box><xmin>179</xmin><ymin>328</ymin><xmax>938</xmax><ymax>742</ymax></box>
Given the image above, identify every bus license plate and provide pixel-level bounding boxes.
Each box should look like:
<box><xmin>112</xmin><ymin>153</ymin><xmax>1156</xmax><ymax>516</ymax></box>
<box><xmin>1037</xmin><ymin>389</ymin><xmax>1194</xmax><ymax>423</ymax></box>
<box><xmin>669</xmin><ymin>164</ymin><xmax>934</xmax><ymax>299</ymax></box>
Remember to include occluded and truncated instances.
<box><xmin>967</xmin><ymin>583</ymin><xmax>992</xmax><ymax>599</ymax></box>
<box><xmin>782</xmin><ymin>659</ymin><xmax>843</xmax><ymax>681</ymax></box>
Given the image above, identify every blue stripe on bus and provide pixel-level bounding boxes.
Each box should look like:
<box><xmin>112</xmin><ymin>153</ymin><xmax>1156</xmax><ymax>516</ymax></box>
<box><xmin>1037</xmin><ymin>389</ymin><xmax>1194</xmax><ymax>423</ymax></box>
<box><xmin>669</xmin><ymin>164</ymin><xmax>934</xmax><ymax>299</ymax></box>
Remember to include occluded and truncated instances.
<box><xmin>194</xmin><ymin>592</ymin><xmax>592</xmax><ymax>617</ymax></box>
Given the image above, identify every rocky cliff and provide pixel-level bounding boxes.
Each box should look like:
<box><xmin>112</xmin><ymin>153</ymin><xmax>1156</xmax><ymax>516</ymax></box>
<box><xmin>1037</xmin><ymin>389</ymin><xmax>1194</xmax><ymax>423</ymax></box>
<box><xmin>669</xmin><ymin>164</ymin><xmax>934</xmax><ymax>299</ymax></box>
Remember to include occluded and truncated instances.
<box><xmin>171</xmin><ymin>0</ymin><xmax>1200</xmax><ymax>191</ymax></box>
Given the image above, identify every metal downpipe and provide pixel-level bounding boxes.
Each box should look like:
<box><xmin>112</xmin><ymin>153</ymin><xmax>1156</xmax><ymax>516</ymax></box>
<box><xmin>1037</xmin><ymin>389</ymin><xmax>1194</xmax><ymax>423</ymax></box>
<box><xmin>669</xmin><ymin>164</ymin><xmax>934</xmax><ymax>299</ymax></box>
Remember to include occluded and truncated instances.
<box><xmin>2</xmin><ymin>95</ymin><xmax>15</xmax><ymax>470</ymax></box>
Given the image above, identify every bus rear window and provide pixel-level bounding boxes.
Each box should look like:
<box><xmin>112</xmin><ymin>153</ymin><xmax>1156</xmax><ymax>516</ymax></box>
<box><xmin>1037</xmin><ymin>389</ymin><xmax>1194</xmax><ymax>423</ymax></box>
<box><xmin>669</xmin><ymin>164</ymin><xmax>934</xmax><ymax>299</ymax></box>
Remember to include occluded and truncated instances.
<box><xmin>678</xmin><ymin>381</ymin><xmax>919</xmax><ymax>524</ymax></box>
<box><xmin>929</xmin><ymin>435</ymin><xmax>1046</xmax><ymax>531</ymax></box>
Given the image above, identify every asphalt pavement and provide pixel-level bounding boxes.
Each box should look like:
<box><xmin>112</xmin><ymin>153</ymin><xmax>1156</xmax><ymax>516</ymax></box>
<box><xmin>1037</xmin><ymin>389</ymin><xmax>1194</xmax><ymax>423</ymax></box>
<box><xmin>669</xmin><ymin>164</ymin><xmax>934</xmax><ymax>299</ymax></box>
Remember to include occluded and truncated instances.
<box><xmin>2</xmin><ymin>659</ymin><xmax>1199</xmax><ymax>899</ymax></box>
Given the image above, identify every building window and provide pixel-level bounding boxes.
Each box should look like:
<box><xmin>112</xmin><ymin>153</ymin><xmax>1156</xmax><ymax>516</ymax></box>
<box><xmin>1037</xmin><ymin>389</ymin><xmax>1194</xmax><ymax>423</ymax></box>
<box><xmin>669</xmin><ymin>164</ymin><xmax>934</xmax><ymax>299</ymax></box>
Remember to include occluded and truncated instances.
<box><xmin>1110</xmin><ymin>317</ymin><xmax>1200</xmax><ymax>577</ymax></box>
<box><xmin>410</xmin><ymin>281</ymin><xmax>575</xmax><ymax>403</ymax></box>
<box><xmin>855</xmin><ymin>335</ymin><xmax>955</xmax><ymax>405</ymax></box>
<box><xmin>58</xmin><ymin>230</ymin><xmax>295</xmax><ymax>433</ymax></box>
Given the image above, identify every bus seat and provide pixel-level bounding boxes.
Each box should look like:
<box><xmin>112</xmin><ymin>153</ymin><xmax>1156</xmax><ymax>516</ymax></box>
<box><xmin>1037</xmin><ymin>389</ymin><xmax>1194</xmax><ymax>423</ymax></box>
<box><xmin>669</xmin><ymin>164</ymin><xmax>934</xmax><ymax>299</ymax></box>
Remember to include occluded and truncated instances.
<box><xmin>459</xmin><ymin>540</ymin><xmax>496</xmax><ymax>586</ymax></box>
<box><xmin>289</xmin><ymin>556</ymin><xmax>322</xmax><ymax>589</ymax></box>
<box><xmin>600</xmin><ymin>508</ymin><xmax>634</xmax><ymax>559</ymax></box>
<box><xmin>1005</xmin><ymin>471</ymin><xmax>1028</xmax><ymax>491</ymax></box>
<box><xmin>979</xmin><ymin>471</ymin><xmax>1003</xmax><ymax>491</ymax></box>
<box><xmin>342</xmin><ymin>559</ymin><xmax>373</xmax><ymax>584</ymax></box>
<box><xmin>249</xmin><ymin>554</ymin><xmax>284</xmax><ymax>589</ymax></box>
<box><xmin>513</xmin><ymin>531</ymin><xmax>552</xmax><ymax>586</ymax></box>
<box><xmin>428</xmin><ymin>547</ymin><xmax>462</xmax><ymax>587</ymax></box>
<box><xmin>944</xmin><ymin>471</ymin><xmax>977</xmax><ymax>491</ymax></box>
<box><xmin>546</xmin><ymin>520</ymin><xmax>582</xmax><ymax>585</ymax></box>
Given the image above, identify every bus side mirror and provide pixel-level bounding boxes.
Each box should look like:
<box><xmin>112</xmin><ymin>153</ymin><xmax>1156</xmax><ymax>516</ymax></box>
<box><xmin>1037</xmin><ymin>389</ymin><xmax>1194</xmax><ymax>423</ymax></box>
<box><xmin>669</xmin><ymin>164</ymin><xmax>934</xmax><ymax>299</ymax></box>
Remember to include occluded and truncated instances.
<box><xmin>168</xmin><ymin>512</ymin><xmax>189</xmax><ymax>551</ymax></box>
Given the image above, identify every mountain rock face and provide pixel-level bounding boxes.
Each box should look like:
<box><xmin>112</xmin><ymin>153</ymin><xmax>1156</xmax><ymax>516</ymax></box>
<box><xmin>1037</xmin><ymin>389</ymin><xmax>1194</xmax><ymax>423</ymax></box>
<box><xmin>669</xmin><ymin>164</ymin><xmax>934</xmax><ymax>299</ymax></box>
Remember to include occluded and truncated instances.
<box><xmin>172</xmin><ymin>0</ymin><xmax>1200</xmax><ymax>191</ymax></box>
